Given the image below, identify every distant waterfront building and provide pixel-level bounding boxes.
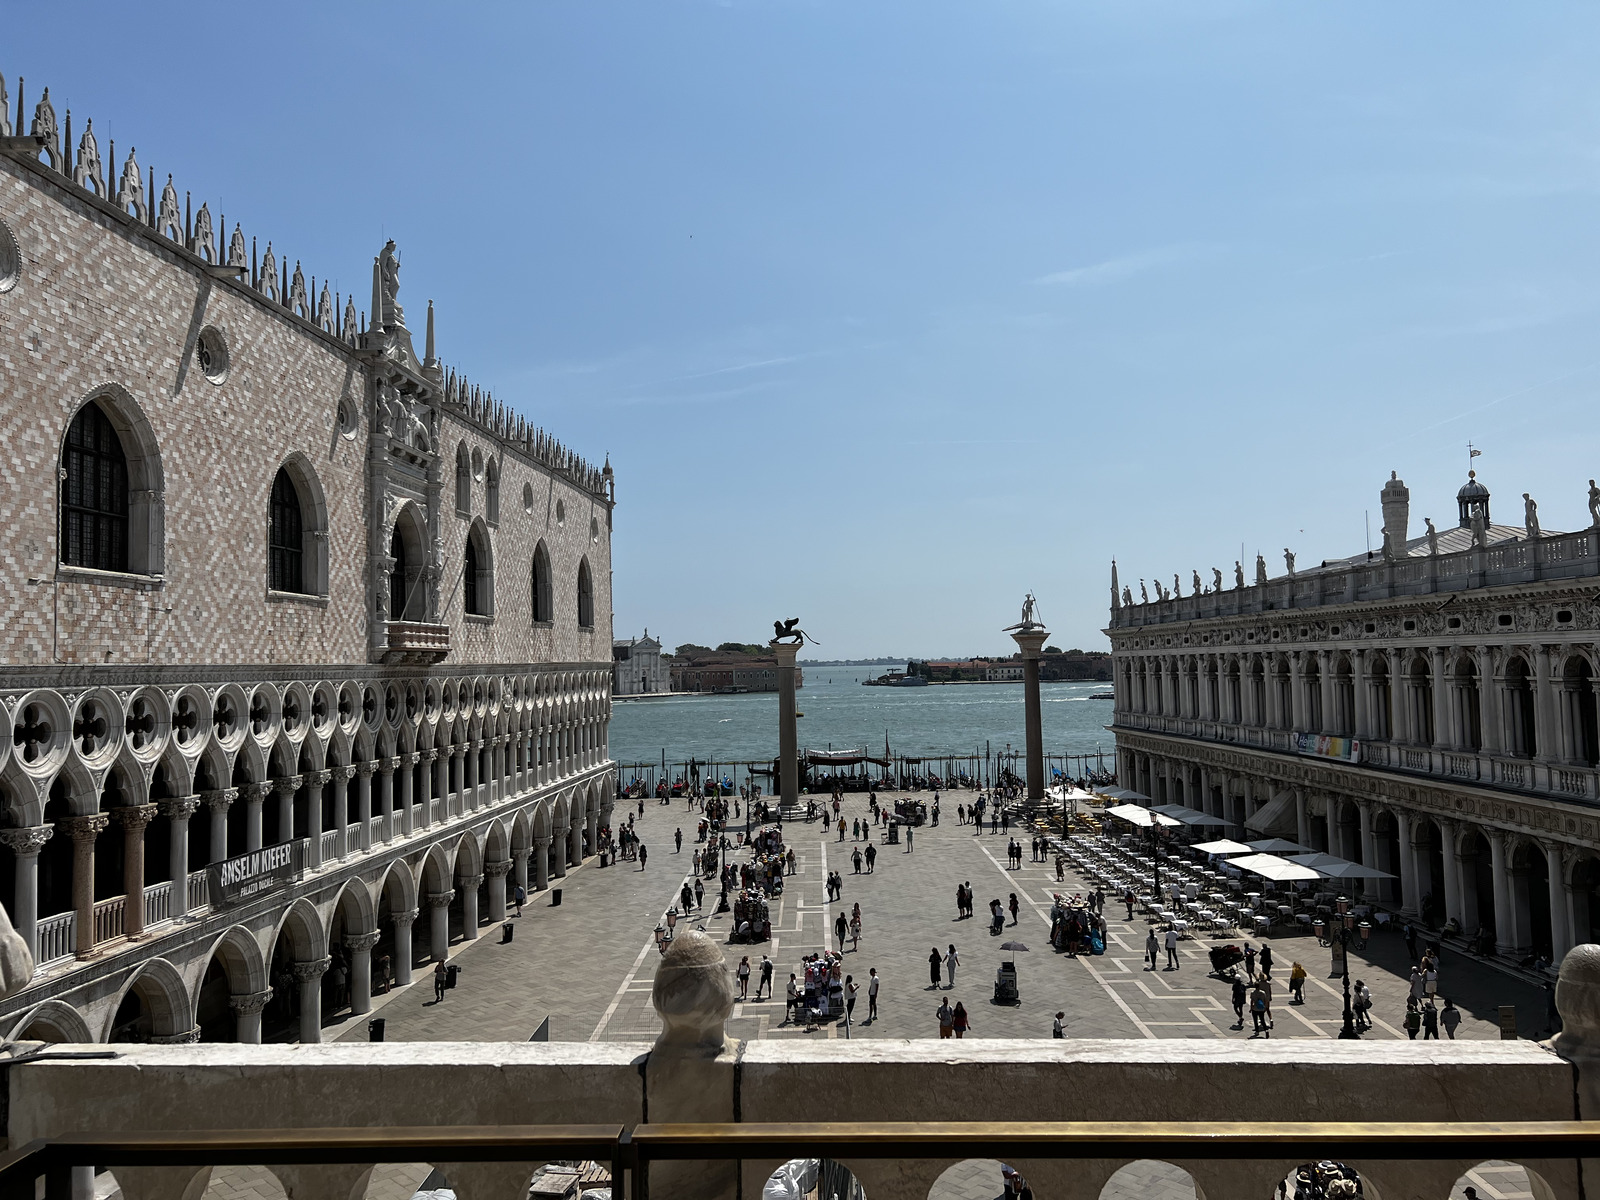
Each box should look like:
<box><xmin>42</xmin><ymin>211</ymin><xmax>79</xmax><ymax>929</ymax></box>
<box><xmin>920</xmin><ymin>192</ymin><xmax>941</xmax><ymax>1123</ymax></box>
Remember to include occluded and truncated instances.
<box><xmin>613</xmin><ymin>632</ymin><xmax>670</xmax><ymax>695</ymax></box>
<box><xmin>1109</xmin><ymin>468</ymin><xmax>1600</xmax><ymax>963</ymax></box>
<box><xmin>670</xmin><ymin>655</ymin><xmax>801</xmax><ymax>693</ymax></box>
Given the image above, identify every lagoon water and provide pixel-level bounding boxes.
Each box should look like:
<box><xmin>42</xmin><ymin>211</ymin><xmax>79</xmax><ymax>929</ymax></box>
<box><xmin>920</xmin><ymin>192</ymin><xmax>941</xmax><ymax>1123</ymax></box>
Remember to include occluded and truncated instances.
<box><xmin>609</xmin><ymin>670</ymin><xmax>1115</xmax><ymax>768</ymax></box>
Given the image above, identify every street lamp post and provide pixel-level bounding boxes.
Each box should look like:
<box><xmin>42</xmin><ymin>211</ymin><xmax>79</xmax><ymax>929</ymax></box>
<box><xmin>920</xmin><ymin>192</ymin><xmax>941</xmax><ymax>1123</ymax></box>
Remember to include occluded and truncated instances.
<box><xmin>1337</xmin><ymin>895</ymin><xmax>1360</xmax><ymax>1039</ymax></box>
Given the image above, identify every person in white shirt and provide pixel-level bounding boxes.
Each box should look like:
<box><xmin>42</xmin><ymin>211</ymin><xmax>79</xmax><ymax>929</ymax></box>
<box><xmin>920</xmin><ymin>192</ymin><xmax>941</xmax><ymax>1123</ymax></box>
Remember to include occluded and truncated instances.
<box><xmin>1052</xmin><ymin>1011</ymin><xmax>1066</xmax><ymax>1038</ymax></box>
<box><xmin>785</xmin><ymin>973</ymin><xmax>800</xmax><ymax>1023</ymax></box>
<box><xmin>945</xmin><ymin>944</ymin><xmax>960</xmax><ymax>988</ymax></box>
<box><xmin>1164</xmin><ymin>926</ymin><xmax>1180</xmax><ymax>970</ymax></box>
<box><xmin>867</xmin><ymin>968</ymin><xmax>880</xmax><ymax>1021</ymax></box>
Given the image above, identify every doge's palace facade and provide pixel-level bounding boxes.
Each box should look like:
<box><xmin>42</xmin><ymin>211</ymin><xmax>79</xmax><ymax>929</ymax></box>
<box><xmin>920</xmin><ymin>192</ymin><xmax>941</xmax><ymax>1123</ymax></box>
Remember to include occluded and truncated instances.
<box><xmin>1111</xmin><ymin>468</ymin><xmax>1600</xmax><ymax>968</ymax></box>
<box><xmin>0</xmin><ymin>77</ymin><xmax>615</xmax><ymax>1044</ymax></box>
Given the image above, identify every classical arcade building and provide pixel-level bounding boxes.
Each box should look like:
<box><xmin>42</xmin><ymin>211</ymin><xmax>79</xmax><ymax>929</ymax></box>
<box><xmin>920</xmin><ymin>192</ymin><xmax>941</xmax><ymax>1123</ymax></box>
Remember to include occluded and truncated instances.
<box><xmin>0</xmin><ymin>77</ymin><xmax>616</xmax><ymax>1044</ymax></box>
<box><xmin>1110</xmin><ymin>468</ymin><xmax>1600</xmax><ymax>965</ymax></box>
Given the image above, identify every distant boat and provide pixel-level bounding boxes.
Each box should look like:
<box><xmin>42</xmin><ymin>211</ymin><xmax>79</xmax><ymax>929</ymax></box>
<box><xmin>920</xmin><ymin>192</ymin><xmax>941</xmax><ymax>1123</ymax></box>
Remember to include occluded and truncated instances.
<box><xmin>1089</xmin><ymin>691</ymin><xmax>1115</xmax><ymax>701</ymax></box>
<box><xmin>863</xmin><ymin>671</ymin><xmax>926</xmax><ymax>687</ymax></box>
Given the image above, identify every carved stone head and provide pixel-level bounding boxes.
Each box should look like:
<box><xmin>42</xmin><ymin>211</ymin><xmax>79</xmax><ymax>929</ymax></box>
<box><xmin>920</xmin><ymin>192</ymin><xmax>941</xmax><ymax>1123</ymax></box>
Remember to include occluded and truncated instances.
<box><xmin>651</xmin><ymin>929</ymin><xmax>735</xmax><ymax>1053</ymax></box>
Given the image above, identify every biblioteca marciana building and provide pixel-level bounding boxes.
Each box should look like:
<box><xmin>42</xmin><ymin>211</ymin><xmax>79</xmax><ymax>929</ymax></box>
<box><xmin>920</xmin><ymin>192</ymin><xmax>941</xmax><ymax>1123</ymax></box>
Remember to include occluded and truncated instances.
<box><xmin>1110</xmin><ymin>468</ymin><xmax>1600</xmax><ymax>966</ymax></box>
<box><xmin>0</xmin><ymin>78</ymin><xmax>616</xmax><ymax>1044</ymax></box>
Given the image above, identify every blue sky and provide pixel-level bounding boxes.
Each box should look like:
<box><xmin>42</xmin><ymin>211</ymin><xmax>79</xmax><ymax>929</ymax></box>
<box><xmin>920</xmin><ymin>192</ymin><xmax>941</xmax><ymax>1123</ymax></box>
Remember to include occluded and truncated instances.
<box><xmin>13</xmin><ymin>3</ymin><xmax>1600</xmax><ymax>658</ymax></box>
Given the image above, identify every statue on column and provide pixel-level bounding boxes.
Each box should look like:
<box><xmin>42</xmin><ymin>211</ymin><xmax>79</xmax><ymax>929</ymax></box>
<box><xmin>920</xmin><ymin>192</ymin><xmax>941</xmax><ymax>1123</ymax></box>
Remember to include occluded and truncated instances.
<box><xmin>379</xmin><ymin>239</ymin><xmax>405</xmax><ymax>328</ymax></box>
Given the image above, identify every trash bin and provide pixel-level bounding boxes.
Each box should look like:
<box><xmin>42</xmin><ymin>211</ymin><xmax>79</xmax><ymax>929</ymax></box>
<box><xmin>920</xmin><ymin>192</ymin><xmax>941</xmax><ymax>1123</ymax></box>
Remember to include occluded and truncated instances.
<box><xmin>551</xmin><ymin>888</ymin><xmax>563</xmax><ymax>907</ymax></box>
<box><xmin>368</xmin><ymin>1018</ymin><xmax>385</xmax><ymax>1042</ymax></box>
<box><xmin>501</xmin><ymin>921</ymin><xmax>515</xmax><ymax>944</ymax></box>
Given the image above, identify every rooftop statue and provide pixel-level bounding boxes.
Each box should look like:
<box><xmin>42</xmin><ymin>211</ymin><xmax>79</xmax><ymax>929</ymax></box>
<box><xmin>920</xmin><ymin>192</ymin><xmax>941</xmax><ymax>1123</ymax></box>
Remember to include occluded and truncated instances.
<box><xmin>1122</xmin><ymin>585</ymin><xmax>1133</xmax><ymax>607</ymax></box>
<box><xmin>1524</xmin><ymin>492</ymin><xmax>1541</xmax><ymax>538</ymax></box>
<box><xmin>1255</xmin><ymin>554</ymin><xmax>1268</xmax><ymax>586</ymax></box>
<box><xmin>1213</xmin><ymin>567</ymin><xmax>1223</xmax><ymax>594</ymax></box>
<box><xmin>1425</xmin><ymin>517</ymin><xmax>1438</xmax><ymax>557</ymax></box>
<box><xmin>1140</xmin><ymin>581</ymin><xmax>1149</xmax><ymax>604</ymax></box>
<box><xmin>1172</xmin><ymin>574</ymin><xmax>1181</xmax><ymax>599</ymax></box>
<box><xmin>1284</xmin><ymin>548</ymin><xmax>1295</xmax><ymax>576</ymax></box>
<box><xmin>379</xmin><ymin>238</ymin><xmax>404</xmax><ymax>328</ymax></box>
<box><xmin>1234</xmin><ymin>561</ymin><xmax>1245</xmax><ymax>589</ymax></box>
<box><xmin>1590</xmin><ymin>479</ymin><xmax>1600</xmax><ymax>529</ymax></box>
<box><xmin>1193</xmin><ymin>569</ymin><xmax>1203</xmax><ymax>596</ymax></box>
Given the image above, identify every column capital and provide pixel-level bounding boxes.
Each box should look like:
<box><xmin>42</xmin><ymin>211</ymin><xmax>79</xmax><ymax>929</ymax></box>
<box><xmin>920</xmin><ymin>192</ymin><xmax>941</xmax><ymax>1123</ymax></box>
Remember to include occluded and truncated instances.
<box><xmin>0</xmin><ymin>824</ymin><xmax>54</xmax><ymax>856</ymax></box>
<box><xmin>158</xmin><ymin>796</ymin><xmax>200</xmax><ymax>822</ymax></box>
<box><xmin>306</xmin><ymin>769</ymin><xmax>332</xmax><ymax>787</ymax></box>
<box><xmin>116</xmin><ymin>803</ymin><xmax>159</xmax><ymax>833</ymax></box>
<box><xmin>244</xmin><ymin>781</ymin><xmax>273</xmax><ymax>802</ymax></box>
<box><xmin>392</xmin><ymin>906</ymin><xmax>419</xmax><ymax>926</ymax></box>
<box><xmin>469</xmin><ymin>739</ymin><xmax>485</xmax><ymax>752</ymax></box>
<box><xmin>356</xmin><ymin>761</ymin><xmax>377</xmax><ymax>779</ymax></box>
<box><xmin>203</xmin><ymin>788</ymin><xmax>240</xmax><ymax>813</ymax></box>
<box><xmin>274</xmin><ymin>775</ymin><xmax>304</xmax><ymax>797</ymax></box>
<box><xmin>62</xmin><ymin>813</ymin><xmax>111</xmax><ymax>843</ymax></box>
<box><xmin>148</xmin><ymin>1027</ymin><xmax>202</xmax><ymax>1044</ymax></box>
<box><xmin>535</xmin><ymin>835</ymin><xmax>553</xmax><ymax>848</ymax></box>
<box><xmin>423</xmin><ymin>748</ymin><xmax>440</xmax><ymax>763</ymax></box>
<box><xmin>292</xmin><ymin>956</ymin><xmax>332</xmax><ymax>982</ymax></box>
<box><xmin>426</xmin><ymin>889</ymin><xmax>456</xmax><ymax>909</ymax></box>
<box><xmin>484</xmin><ymin>859</ymin><xmax>512</xmax><ymax>879</ymax></box>
<box><xmin>405</xmin><ymin>751</ymin><xmax>422</xmax><ymax>767</ymax></box>
<box><xmin>459</xmin><ymin>873</ymin><xmax>484</xmax><ymax>888</ymax></box>
<box><xmin>335</xmin><ymin>764</ymin><xmax>356</xmax><ymax>782</ymax></box>
<box><xmin>381</xmin><ymin>757</ymin><xmax>400</xmax><ymax>775</ymax></box>
<box><xmin>228</xmin><ymin>989</ymin><xmax>274</xmax><ymax>1016</ymax></box>
<box><xmin>344</xmin><ymin>930</ymin><xmax>382</xmax><ymax>953</ymax></box>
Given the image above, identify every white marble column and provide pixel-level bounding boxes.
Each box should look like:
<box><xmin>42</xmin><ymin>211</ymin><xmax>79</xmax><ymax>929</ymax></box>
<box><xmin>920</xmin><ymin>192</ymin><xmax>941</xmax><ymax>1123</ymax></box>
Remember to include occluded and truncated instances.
<box><xmin>158</xmin><ymin>797</ymin><xmax>198</xmax><ymax>916</ymax></box>
<box><xmin>1430</xmin><ymin>646</ymin><xmax>1450</xmax><ymax>749</ymax></box>
<box><xmin>294</xmin><ymin>957</ymin><xmax>330</xmax><ymax>1044</ymax></box>
<box><xmin>460</xmin><ymin>874</ymin><xmax>483</xmax><ymax>940</ymax></box>
<box><xmin>1294</xmin><ymin>790</ymin><xmax>1309</xmax><ymax>848</ymax></box>
<box><xmin>392</xmin><ymin>907</ymin><xmax>417</xmax><ymax>986</ymax></box>
<box><xmin>204</xmin><ymin>789</ymin><xmax>236</xmax><ymax>863</ymax></box>
<box><xmin>327</xmin><ymin>767</ymin><xmax>351</xmax><ymax>855</ymax></box>
<box><xmin>345</xmin><ymin>931</ymin><xmax>380</xmax><ymax>1017</ymax></box>
<box><xmin>64</xmin><ymin>813</ymin><xmax>110</xmax><ymax>959</ymax></box>
<box><xmin>230</xmin><ymin>989</ymin><xmax>272</xmax><ymax>1044</ymax></box>
<box><xmin>305</xmin><ymin>770</ymin><xmax>330</xmax><ymax>864</ymax></box>
<box><xmin>1352</xmin><ymin>649</ymin><xmax>1369</xmax><ymax>739</ymax></box>
<box><xmin>117</xmin><ymin>803</ymin><xmax>158</xmax><ymax>939</ymax></box>
<box><xmin>377</xmin><ymin>758</ymin><xmax>396</xmax><ymax>843</ymax></box>
<box><xmin>513</xmin><ymin>847</ymin><xmax>530</xmax><ymax>897</ymax></box>
<box><xmin>1547</xmin><ymin>842</ymin><xmax>1570</xmax><ymax>960</ymax></box>
<box><xmin>1395</xmin><ymin>810</ymin><xmax>1417</xmax><ymax>916</ymax></box>
<box><xmin>244</xmin><ymin>782</ymin><xmax>268</xmax><ymax>852</ymax></box>
<box><xmin>0</xmin><ymin>825</ymin><xmax>53</xmax><ymax>962</ymax></box>
<box><xmin>396</xmin><ymin>753</ymin><xmax>415</xmax><ymax>837</ymax></box>
<box><xmin>534</xmin><ymin>835</ymin><xmax>552</xmax><ymax>890</ymax></box>
<box><xmin>427</xmin><ymin>890</ymin><xmax>454</xmax><ymax>960</ymax></box>
<box><xmin>1358</xmin><ymin>801</ymin><xmax>1376</xmax><ymax>901</ymax></box>
<box><xmin>1488</xmin><ymin>830</ymin><xmax>1512</xmax><ymax>956</ymax></box>
<box><xmin>273</xmin><ymin>777</ymin><xmax>300</xmax><ymax>847</ymax></box>
<box><xmin>356</xmin><ymin>762</ymin><xmax>375</xmax><ymax>852</ymax></box>
<box><xmin>1438</xmin><ymin>818</ymin><xmax>1462</xmax><ymax>929</ymax></box>
<box><xmin>485</xmin><ymin>859</ymin><xmax>511</xmax><ymax>923</ymax></box>
<box><xmin>419</xmin><ymin>749</ymin><xmax>437</xmax><ymax>827</ymax></box>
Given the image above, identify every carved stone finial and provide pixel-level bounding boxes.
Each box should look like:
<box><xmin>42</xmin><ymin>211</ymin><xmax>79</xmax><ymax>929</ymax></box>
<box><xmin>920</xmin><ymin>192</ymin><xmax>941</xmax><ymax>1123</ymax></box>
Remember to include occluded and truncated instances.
<box><xmin>117</xmin><ymin>145</ymin><xmax>147</xmax><ymax>223</ymax></box>
<box><xmin>158</xmin><ymin>175</ymin><xmax>181</xmax><ymax>241</ymax></box>
<box><xmin>0</xmin><ymin>73</ymin><xmax>11</xmax><ymax>139</ymax></box>
<box><xmin>289</xmin><ymin>261</ymin><xmax>308</xmax><ymax>318</ymax></box>
<box><xmin>258</xmin><ymin>243</ymin><xmax>279</xmax><ymax>302</ymax></box>
<box><xmin>193</xmin><ymin>202</ymin><xmax>216</xmax><ymax>262</ymax></box>
<box><xmin>73</xmin><ymin>117</ymin><xmax>104</xmax><ymax>196</ymax></box>
<box><xmin>30</xmin><ymin>86</ymin><xmax>59</xmax><ymax>171</ymax></box>
<box><xmin>379</xmin><ymin>239</ymin><xmax>404</xmax><ymax>328</ymax></box>
<box><xmin>227</xmin><ymin>223</ymin><xmax>246</xmax><ymax>268</ymax></box>
<box><xmin>651</xmin><ymin>929</ymin><xmax>735</xmax><ymax>1052</ymax></box>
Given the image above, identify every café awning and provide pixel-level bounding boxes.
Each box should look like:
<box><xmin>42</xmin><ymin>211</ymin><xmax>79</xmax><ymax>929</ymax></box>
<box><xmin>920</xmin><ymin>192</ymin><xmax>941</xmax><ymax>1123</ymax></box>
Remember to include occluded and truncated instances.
<box><xmin>1104</xmin><ymin>803</ymin><xmax>1181</xmax><ymax>828</ymax></box>
<box><xmin>1227</xmin><ymin>853</ymin><xmax>1323</xmax><ymax>882</ymax></box>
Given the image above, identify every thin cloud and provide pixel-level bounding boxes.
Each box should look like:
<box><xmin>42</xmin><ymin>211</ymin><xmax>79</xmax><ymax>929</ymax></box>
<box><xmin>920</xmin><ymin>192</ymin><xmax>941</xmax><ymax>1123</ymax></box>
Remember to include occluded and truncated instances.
<box><xmin>1032</xmin><ymin>243</ymin><xmax>1217</xmax><ymax>287</ymax></box>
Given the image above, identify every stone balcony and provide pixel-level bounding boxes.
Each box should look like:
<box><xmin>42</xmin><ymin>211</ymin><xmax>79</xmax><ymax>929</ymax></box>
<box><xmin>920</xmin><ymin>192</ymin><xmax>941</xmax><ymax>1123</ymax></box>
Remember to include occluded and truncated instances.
<box><xmin>11</xmin><ymin>936</ymin><xmax>1600</xmax><ymax>1200</ymax></box>
<box><xmin>384</xmin><ymin>621</ymin><xmax>451</xmax><ymax>664</ymax></box>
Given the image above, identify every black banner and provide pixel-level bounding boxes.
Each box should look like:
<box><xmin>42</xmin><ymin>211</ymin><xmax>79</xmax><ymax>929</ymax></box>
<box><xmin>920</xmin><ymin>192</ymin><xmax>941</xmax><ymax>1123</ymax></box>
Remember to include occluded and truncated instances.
<box><xmin>210</xmin><ymin>839</ymin><xmax>306</xmax><ymax>906</ymax></box>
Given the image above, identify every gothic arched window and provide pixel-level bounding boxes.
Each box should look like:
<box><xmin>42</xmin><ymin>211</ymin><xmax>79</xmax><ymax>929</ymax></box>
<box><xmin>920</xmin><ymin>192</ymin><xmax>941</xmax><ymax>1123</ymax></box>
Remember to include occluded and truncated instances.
<box><xmin>464</xmin><ymin>521</ymin><xmax>493</xmax><ymax>618</ymax></box>
<box><xmin>464</xmin><ymin>536</ymin><xmax>480</xmax><ymax>616</ymax></box>
<box><xmin>268</xmin><ymin>468</ymin><xmax>305</xmax><ymax>593</ymax></box>
<box><xmin>389</xmin><ymin>525</ymin><xmax>409</xmax><ymax>620</ymax></box>
<box><xmin>455</xmin><ymin>442</ymin><xmax>471</xmax><ymax>514</ymax></box>
<box><xmin>61</xmin><ymin>401</ymin><xmax>129</xmax><ymax>571</ymax></box>
<box><xmin>532</xmin><ymin>542</ymin><xmax>553</xmax><ymax>624</ymax></box>
<box><xmin>577</xmin><ymin>557</ymin><xmax>594</xmax><ymax>629</ymax></box>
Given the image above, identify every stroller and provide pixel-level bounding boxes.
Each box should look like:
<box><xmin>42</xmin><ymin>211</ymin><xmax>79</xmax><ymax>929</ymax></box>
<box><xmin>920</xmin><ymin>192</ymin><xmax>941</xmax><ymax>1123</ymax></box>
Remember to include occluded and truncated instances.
<box><xmin>1208</xmin><ymin>943</ymin><xmax>1245</xmax><ymax>980</ymax></box>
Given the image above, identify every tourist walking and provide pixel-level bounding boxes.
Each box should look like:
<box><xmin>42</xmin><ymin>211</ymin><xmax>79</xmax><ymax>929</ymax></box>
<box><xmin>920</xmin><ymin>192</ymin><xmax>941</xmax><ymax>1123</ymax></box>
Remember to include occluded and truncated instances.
<box><xmin>1422</xmin><ymin>999</ymin><xmax>1440</xmax><ymax>1039</ymax></box>
<box><xmin>759</xmin><ymin>954</ymin><xmax>774</xmax><ymax>998</ymax></box>
<box><xmin>1244</xmin><ymin>944</ymin><xmax>1256</xmax><ymax>978</ymax></box>
<box><xmin>639</xmin><ymin>844</ymin><xmax>648</xmax><ymax>870</ymax></box>
<box><xmin>675</xmin><ymin>828</ymin><xmax>683</xmax><ymax>853</ymax></box>
<box><xmin>786</xmin><ymin>973</ymin><xmax>800</xmax><ymax>1022</ymax></box>
<box><xmin>695</xmin><ymin>878</ymin><xmax>704</xmax><ymax>909</ymax></box>
<box><xmin>1231</xmin><ymin>975</ymin><xmax>1248</xmax><ymax>1027</ymax></box>
<box><xmin>1441</xmin><ymin>998</ymin><xmax>1461</xmax><ymax>1039</ymax></box>
<box><xmin>1404</xmin><ymin>997</ymin><xmax>1421</xmax><ymax>1039</ymax></box>
<box><xmin>1250</xmin><ymin>978</ymin><xmax>1271</xmax><ymax>1036</ymax></box>
<box><xmin>1009</xmin><ymin>893</ymin><xmax>1020</xmax><ymax>925</ymax></box>
<box><xmin>853</xmin><ymin>848</ymin><xmax>863</xmax><ymax>874</ymax></box>
<box><xmin>1289</xmin><ymin>962</ymin><xmax>1306</xmax><ymax>1004</ymax></box>
<box><xmin>1408</xmin><ymin>966</ymin><xmax>1425</xmax><ymax>1003</ymax></box>
<box><xmin>1354</xmin><ymin>980</ymin><xmax>1373</xmax><ymax>1031</ymax></box>
<box><xmin>1145</xmin><ymin>929</ymin><xmax>1159</xmax><ymax>971</ymax></box>
<box><xmin>937</xmin><ymin>998</ymin><xmax>955</xmax><ymax>1038</ymax></box>
<box><xmin>952</xmin><ymin>1001</ymin><xmax>970</xmax><ymax>1038</ymax></box>
<box><xmin>1164</xmin><ymin>926</ymin><xmax>1180</xmax><ymax>970</ymax></box>
<box><xmin>845</xmin><ymin>975</ymin><xmax>858</xmax><ymax>1027</ymax></box>
<box><xmin>835</xmin><ymin>911</ymin><xmax>848</xmax><ymax>954</ymax></box>
<box><xmin>868</xmin><ymin>968</ymin><xmax>880</xmax><ymax>1021</ymax></box>
<box><xmin>514</xmin><ymin>886</ymin><xmax>525</xmax><ymax>916</ymax></box>
<box><xmin>1259</xmin><ymin>944</ymin><xmax>1273</xmax><ymax>977</ymax></box>
<box><xmin>865</xmin><ymin>844</ymin><xmax>876</xmax><ymax>873</ymax></box>
<box><xmin>1052</xmin><ymin>1010</ymin><xmax>1066</xmax><ymax>1038</ymax></box>
<box><xmin>737</xmin><ymin>955</ymin><xmax>751</xmax><ymax>999</ymax></box>
<box><xmin>434</xmin><ymin>960</ymin><xmax>448</xmax><ymax>1004</ymax></box>
<box><xmin>850</xmin><ymin>911</ymin><xmax>862</xmax><ymax>951</ymax></box>
<box><xmin>955</xmin><ymin>884</ymin><xmax>965</xmax><ymax>919</ymax></box>
<box><xmin>929</xmin><ymin>947</ymin><xmax>943</xmax><ymax>989</ymax></box>
<box><xmin>906</xmin><ymin>825</ymin><xmax>914</xmax><ymax>852</ymax></box>
<box><xmin>963</xmin><ymin>882</ymin><xmax>974</xmax><ymax>918</ymax></box>
<box><xmin>945</xmin><ymin>944</ymin><xmax>960</xmax><ymax>988</ymax></box>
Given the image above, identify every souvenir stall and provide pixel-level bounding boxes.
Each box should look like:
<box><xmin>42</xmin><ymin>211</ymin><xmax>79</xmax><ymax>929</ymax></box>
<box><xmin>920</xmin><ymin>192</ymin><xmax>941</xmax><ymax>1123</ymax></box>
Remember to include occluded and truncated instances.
<box><xmin>731</xmin><ymin>889</ymin><xmax>771</xmax><ymax>942</ymax></box>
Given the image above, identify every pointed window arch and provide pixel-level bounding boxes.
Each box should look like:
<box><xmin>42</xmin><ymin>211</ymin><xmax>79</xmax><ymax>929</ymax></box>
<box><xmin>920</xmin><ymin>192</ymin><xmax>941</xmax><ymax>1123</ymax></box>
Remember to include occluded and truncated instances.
<box><xmin>268</xmin><ymin>469</ymin><xmax>304</xmax><ymax>593</ymax></box>
<box><xmin>531</xmin><ymin>541</ymin><xmax>553</xmax><ymax>625</ymax></box>
<box><xmin>577</xmin><ymin>557</ymin><xmax>594</xmax><ymax>629</ymax></box>
<box><xmin>61</xmin><ymin>400</ymin><xmax>129</xmax><ymax>571</ymax></box>
<box><xmin>464</xmin><ymin>521</ymin><xmax>494</xmax><ymax>618</ymax></box>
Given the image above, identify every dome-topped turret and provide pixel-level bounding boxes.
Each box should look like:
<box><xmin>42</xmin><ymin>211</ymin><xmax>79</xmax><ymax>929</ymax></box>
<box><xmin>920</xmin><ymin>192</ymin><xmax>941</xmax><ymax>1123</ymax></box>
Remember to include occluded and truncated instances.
<box><xmin>1457</xmin><ymin>469</ymin><xmax>1490</xmax><ymax>528</ymax></box>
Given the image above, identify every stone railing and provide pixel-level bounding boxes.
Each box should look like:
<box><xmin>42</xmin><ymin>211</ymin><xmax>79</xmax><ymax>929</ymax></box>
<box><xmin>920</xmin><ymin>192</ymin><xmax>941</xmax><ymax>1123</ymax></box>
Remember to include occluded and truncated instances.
<box><xmin>11</xmin><ymin>934</ymin><xmax>1600</xmax><ymax>1200</ymax></box>
<box><xmin>1114</xmin><ymin>527</ymin><xmax>1600</xmax><ymax>628</ymax></box>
